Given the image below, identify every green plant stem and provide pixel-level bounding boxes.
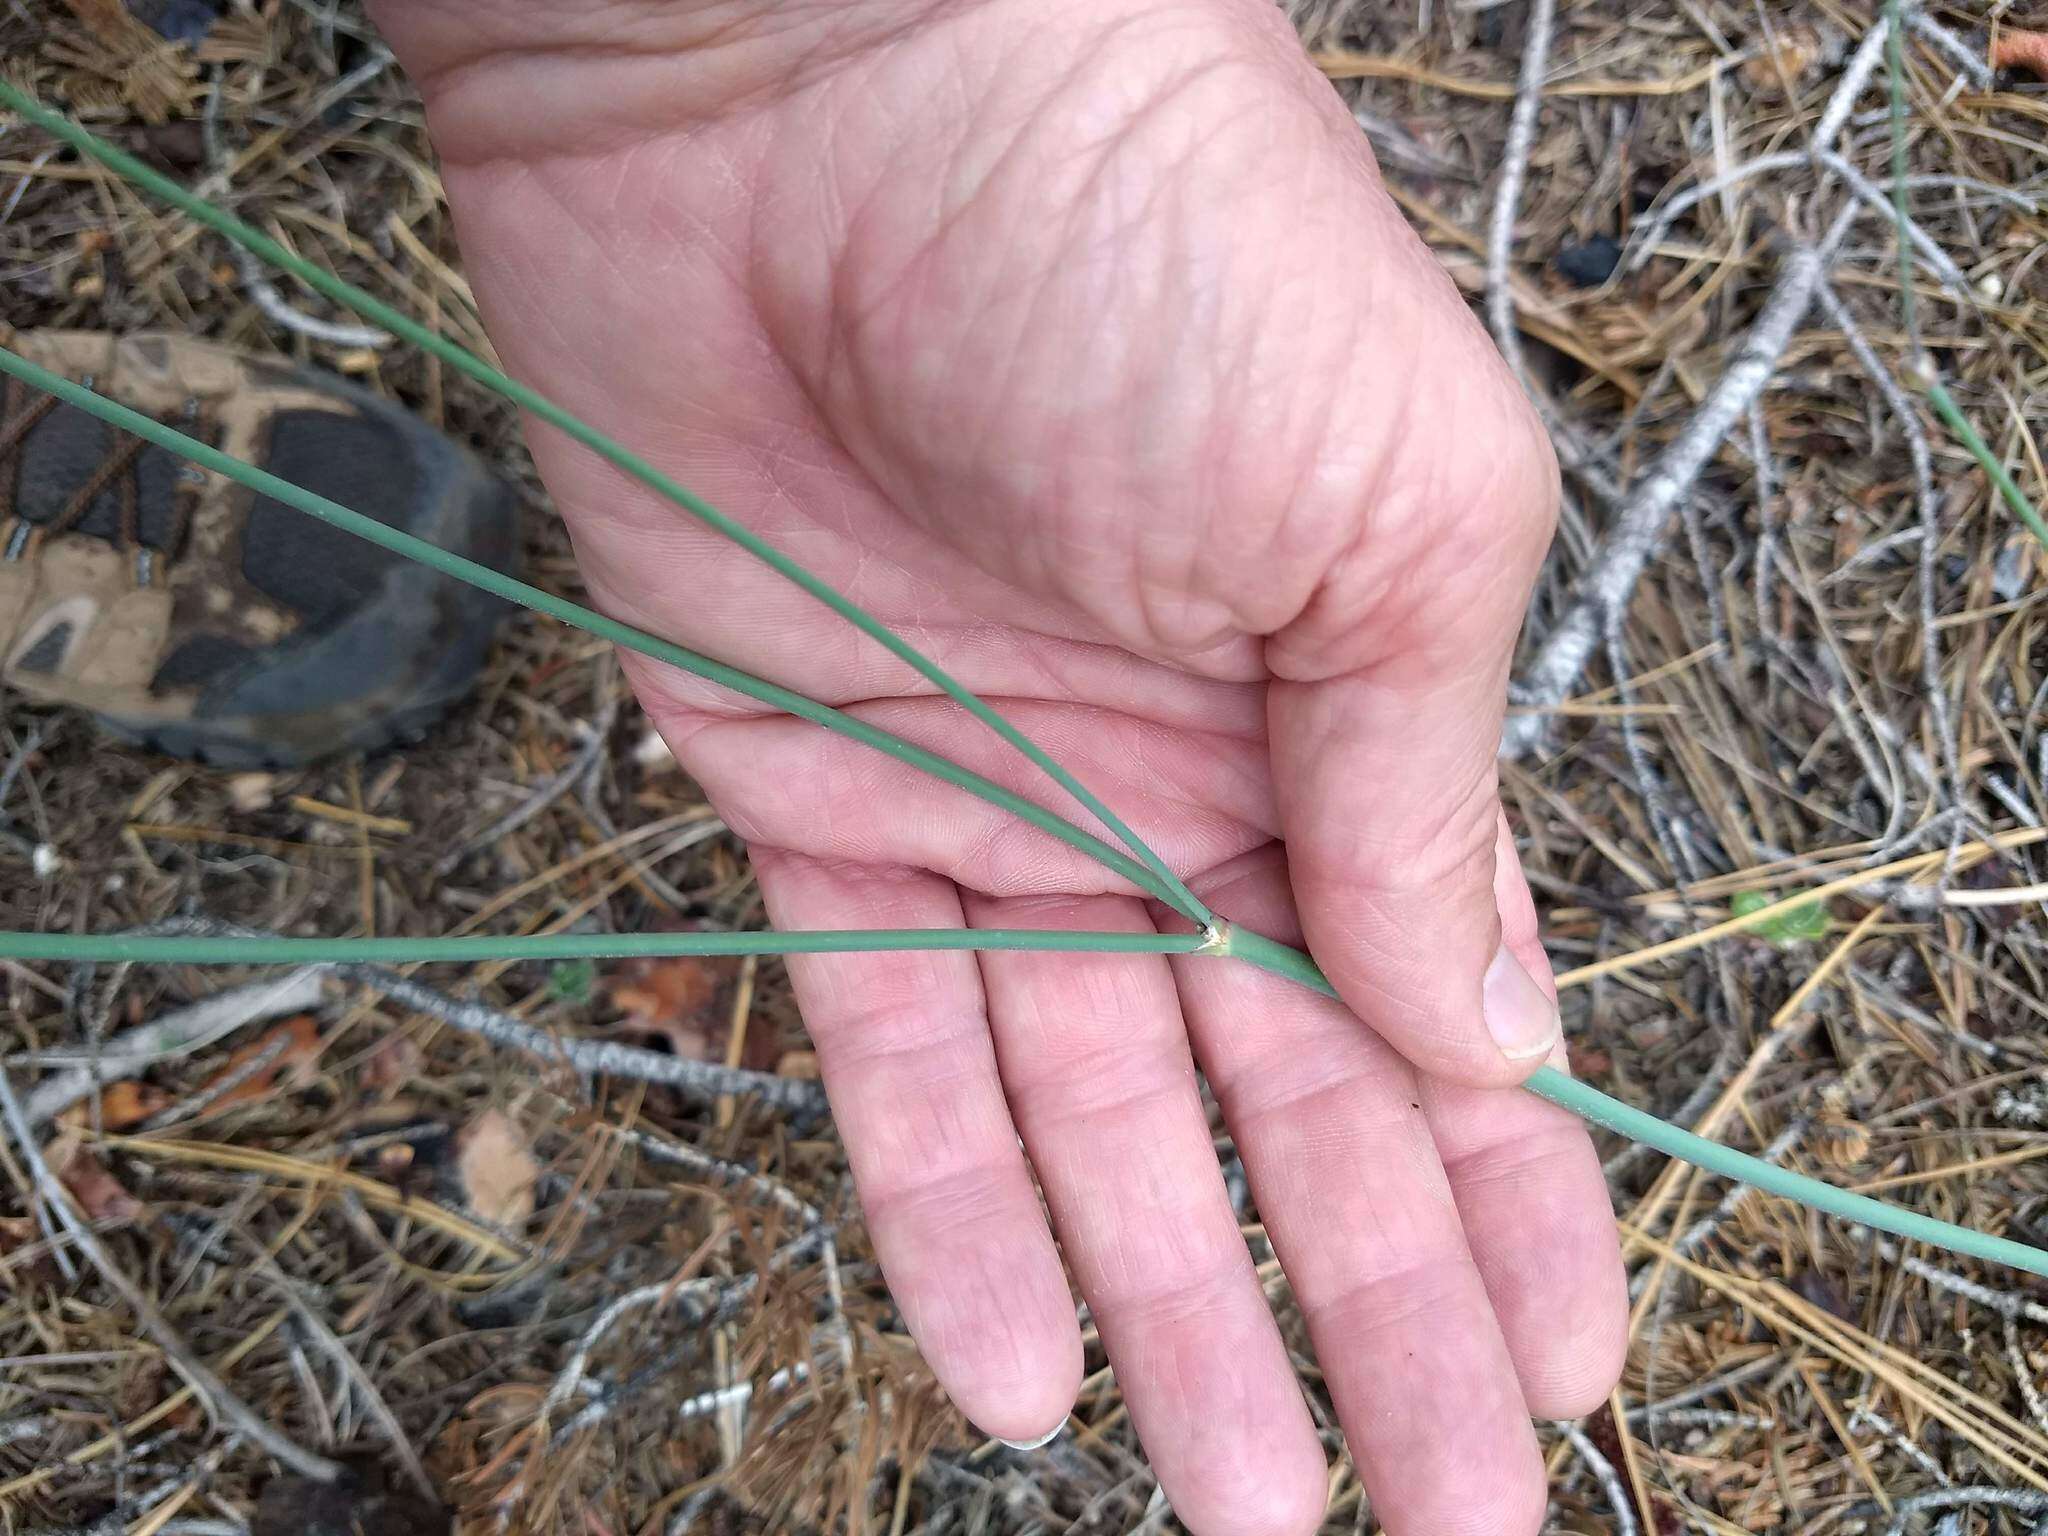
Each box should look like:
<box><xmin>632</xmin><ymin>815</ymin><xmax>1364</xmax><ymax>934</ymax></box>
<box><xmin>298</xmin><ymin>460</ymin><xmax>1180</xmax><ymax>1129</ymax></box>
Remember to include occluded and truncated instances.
<box><xmin>0</xmin><ymin>929</ymin><xmax>1209</xmax><ymax>965</ymax></box>
<box><xmin>8</xmin><ymin>913</ymin><xmax>2043</xmax><ymax>1278</ymax></box>
<box><xmin>0</xmin><ymin>348</ymin><xmax>1177</xmax><ymax>911</ymax></box>
<box><xmin>0</xmin><ymin>78</ymin><xmax>1208</xmax><ymax>929</ymax></box>
<box><xmin>1925</xmin><ymin>377</ymin><xmax>2048</xmax><ymax>551</ymax></box>
<box><xmin>1216</xmin><ymin>926</ymin><xmax>2048</xmax><ymax>1278</ymax></box>
<box><xmin>1878</xmin><ymin>2</ymin><xmax>2048</xmax><ymax>552</ymax></box>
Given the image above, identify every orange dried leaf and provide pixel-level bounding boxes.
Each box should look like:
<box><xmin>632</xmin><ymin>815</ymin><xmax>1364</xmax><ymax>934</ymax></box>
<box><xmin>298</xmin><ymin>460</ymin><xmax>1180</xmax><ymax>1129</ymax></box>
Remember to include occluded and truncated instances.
<box><xmin>607</xmin><ymin>954</ymin><xmax>731</xmax><ymax>1061</ymax></box>
<box><xmin>1738</xmin><ymin>24</ymin><xmax>1828</xmax><ymax>88</ymax></box>
<box><xmin>456</xmin><ymin>1109</ymin><xmax>537</xmax><ymax>1229</ymax></box>
<box><xmin>45</xmin><ymin>1133</ymin><xmax>142</xmax><ymax>1224</ymax></box>
<box><xmin>58</xmin><ymin>0</ymin><xmax>141</xmax><ymax>45</ymax></box>
<box><xmin>193</xmin><ymin>1014</ymin><xmax>321</xmax><ymax>1115</ymax></box>
<box><xmin>1991</xmin><ymin>28</ymin><xmax>2048</xmax><ymax>76</ymax></box>
<box><xmin>59</xmin><ymin>1079</ymin><xmax>173</xmax><ymax>1132</ymax></box>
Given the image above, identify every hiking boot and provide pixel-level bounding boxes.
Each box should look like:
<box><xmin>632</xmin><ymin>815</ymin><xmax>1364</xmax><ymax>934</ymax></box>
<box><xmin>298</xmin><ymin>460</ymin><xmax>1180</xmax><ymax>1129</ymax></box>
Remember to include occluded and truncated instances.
<box><xmin>0</xmin><ymin>330</ymin><xmax>518</xmax><ymax>768</ymax></box>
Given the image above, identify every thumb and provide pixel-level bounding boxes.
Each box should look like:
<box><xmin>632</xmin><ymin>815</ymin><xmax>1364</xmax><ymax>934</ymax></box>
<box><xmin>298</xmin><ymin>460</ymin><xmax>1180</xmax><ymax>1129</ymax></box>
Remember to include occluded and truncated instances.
<box><xmin>1271</xmin><ymin>667</ymin><xmax>1555</xmax><ymax>1086</ymax></box>
<box><xmin>1267</xmin><ymin>516</ymin><xmax>1558</xmax><ymax>1088</ymax></box>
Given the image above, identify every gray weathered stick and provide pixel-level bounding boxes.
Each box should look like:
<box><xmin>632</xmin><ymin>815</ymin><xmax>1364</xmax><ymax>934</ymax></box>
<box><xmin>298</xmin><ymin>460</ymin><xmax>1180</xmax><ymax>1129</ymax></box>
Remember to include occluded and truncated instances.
<box><xmin>338</xmin><ymin>964</ymin><xmax>827</xmax><ymax>1116</ymax></box>
<box><xmin>1559</xmin><ymin>1421</ymin><xmax>1642</xmax><ymax>1536</ymax></box>
<box><xmin>72</xmin><ymin>918</ymin><xmax>829</xmax><ymax>1115</ymax></box>
<box><xmin>18</xmin><ymin>971</ymin><xmax>326</xmax><ymax>1128</ymax></box>
<box><xmin>1484</xmin><ymin>0</ymin><xmax>1558</xmax><ymax>383</ymax></box>
<box><xmin>1817</xmin><ymin>280</ymin><xmax>1959</xmax><ymax>802</ymax></box>
<box><xmin>0</xmin><ymin>1067</ymin><xmax>341</xmax><ymax>1481</ymax></box>
<box><xmin>1503</xmin><ymin>230</ymin><xmax>1836</xmax><ymax>756</ymax></box>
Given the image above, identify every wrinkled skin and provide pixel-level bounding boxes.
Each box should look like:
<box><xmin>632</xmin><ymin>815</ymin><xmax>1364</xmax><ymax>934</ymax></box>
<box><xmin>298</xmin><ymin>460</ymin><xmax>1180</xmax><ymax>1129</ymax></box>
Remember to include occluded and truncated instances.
<box><xmin>368</xmin><ymin>3</ymin><xmax>1628</xmax><ymax>1531</ymax></box>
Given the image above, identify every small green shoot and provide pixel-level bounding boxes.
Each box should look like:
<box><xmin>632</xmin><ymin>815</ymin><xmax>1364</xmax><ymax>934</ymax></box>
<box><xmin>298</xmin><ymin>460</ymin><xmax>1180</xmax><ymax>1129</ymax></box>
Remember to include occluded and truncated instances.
<box><xmin>1731</xmin><ymin>889</ymin><xmax>1830</xmax><ymax>946</ymax></box>
<box><xmin>548</xmin><ymin>959</ymin><xmax>597</xmax><ymax>1004</ymax></box>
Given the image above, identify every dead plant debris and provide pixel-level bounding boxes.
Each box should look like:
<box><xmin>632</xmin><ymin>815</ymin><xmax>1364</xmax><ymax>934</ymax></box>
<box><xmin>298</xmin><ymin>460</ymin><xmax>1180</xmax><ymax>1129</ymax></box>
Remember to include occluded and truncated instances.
<box><xmin>3</xmin><ymin>0</ymin><xmax>2048</xmax><ymax>1531</ymax></box>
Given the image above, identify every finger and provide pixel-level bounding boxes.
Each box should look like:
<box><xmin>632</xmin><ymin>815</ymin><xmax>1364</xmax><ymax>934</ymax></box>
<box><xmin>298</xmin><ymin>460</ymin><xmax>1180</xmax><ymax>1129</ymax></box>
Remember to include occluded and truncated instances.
<box><xmin>753</xmin><ymin>849</ymin><xmax>1080</xmax><ymax>1441</ymax></box>
<box><xmin>1419</xmin><ymin>1079</ymin><xmax>1626</xmax><ymax>1418</ymax></box>
<box><xmin>963</xmin><ymin>891</ymin><xmax>1327</xmax><ymax>1536</ymax></box>
<box><xmin>1420</xmin><ymin>816</ymin><xmax>1627</xmax><ymax>1417</ymax></box>
<box><xmin>1171</xmin><ymin>849</ymin><xmax>1548</xmax><ymax>1536</ymax></box>
<box><xmin>1266</xmin><ymin>422</ymin><xmax>1562</xmax><ymax>1087</ymax></box>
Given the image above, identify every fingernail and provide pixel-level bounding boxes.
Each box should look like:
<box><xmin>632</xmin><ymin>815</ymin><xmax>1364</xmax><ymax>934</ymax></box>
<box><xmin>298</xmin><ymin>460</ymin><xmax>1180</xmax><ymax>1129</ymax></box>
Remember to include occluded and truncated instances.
<box><xmin>1482</xmin><ymin>944</ymin><xmax>1560</xmax><ymax>1061</ymax></box>
<box><xmin>996</xmin><ymin>1421</ymin><xmax>1065</xmax><ymax>1451</ymax></box>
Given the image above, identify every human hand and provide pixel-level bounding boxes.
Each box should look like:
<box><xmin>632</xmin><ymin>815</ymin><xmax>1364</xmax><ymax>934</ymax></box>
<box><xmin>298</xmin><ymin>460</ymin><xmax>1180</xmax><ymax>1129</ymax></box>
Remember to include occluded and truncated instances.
<box><xmin>368</xmin><ymin>2</ymin><xmax>1627</xmax><ymax>1529</ymax></box>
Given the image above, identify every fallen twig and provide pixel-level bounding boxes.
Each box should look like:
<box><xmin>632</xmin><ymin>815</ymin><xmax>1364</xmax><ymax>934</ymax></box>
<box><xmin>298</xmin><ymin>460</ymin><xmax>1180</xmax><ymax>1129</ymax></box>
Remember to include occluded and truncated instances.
<box><xmin>1505</xmin><ymin>219</ymin><xmax>1845</xmax><ymax>757</ymax></box>
<box><xmin>73</xmin><ymin>918</ymin><xmax>828</xmax><ymax>1114</ymax></box>
<box><xmin>1898</xmin><ymin>1251</ymin><xmax>2048</xmax><ymax>1324</ymax></box>
<box><xmin>2007</xmin><ymin>1314</ymin><xmax>2048</xmax><ymax>1439</ymax></box>
<box><xmin>1817</xmin><ymin>280</ymin><xmax>1959</xmax><ymax>805</ymax></box>
<box><xmin>339</xmin><ymin>964</ymin><xmax>826</xmax><ymax>1115</ymax></box>
<box><xmin>1559</xmin><ymin>1421</ymin><xmax>1641</xmax><ymax>1536</ymax></box>
<box><xmin>1483</xmin><ymin>0</ymin><xmax>1556</xmax><ymax>386</ymax></box>
<box><xmin>200</xmin><ymin>75</ymin><xmax>392</xmax><ymax>350</ymax></box>
<box><xmin>540</xmin><ymin>1274</ymin><xmax>740</xmax><ymax>1419</ymax></box>
<box><xmin>1851</xmin><ymin>1405</ymin><xmax>1951</xmax><ymax>1486</ymax></box>
<box><xmin>16</xmin><ymin>971</ymin><xmax>325</xmax><ymax>1128</ymax></box>
<box><xmin>1882</xmin><ymin>1486</ymin><xmax>2048</xmax><ymax>1536</ymax></box>
<box><xmin>1907</xmin><ymin>12</ymin><xmax>1994</xmax><ymax>85</ymax></box>
<box><xmin>0</xmin><ymin>1067</ymin><xmax>340</xmax><ymax>1482</ymax></box>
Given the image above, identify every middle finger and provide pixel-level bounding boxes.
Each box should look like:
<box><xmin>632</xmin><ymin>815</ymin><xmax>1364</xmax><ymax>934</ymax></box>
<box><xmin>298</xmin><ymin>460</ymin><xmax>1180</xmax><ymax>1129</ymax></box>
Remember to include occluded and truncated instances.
<box><xmin>965</xmin><ymin>890</ymin><xmax>1327</xmax><ymax>1536</ymax></box>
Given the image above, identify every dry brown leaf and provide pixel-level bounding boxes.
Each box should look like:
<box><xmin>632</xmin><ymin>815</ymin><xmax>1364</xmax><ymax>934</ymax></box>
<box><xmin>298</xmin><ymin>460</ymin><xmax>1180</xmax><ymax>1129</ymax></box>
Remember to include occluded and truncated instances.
<box><xmin>456</xmin><ymin>1110</ymin><xmax>538</xmax><ymax>1229</ymax></box>
<box><xmin>360</xmin><ymin>1032</ymin><xmax>425</xmax><ymax>1098</ymax></box>
<box><xmin>608</xmin><ymin>954</ymin><xmax>731</xmax><ymax>1060</ymax></box>
<box><xmin>60</xmin><ymin>1079</ymin><xmax>174</xmax><ymax>1132</ymax></box>
<box><xmin>1992</xmin><ymin>27</ymin><xmax>2048</xmax><ymax>77</ymax></box>
<box><xmin>193</xmin><ymin>1015</ymin><xmax>322</xmax><ymax>1116</ymax></box>
<box><xmin>1739</xmin><ymin>24</ymin><xmax>1831</xmax><ymax>88</ymax></box>
<box><xmin>606</xmin><ymin>951</ymin><xmax>784</xmax><ymax>1071</ymax></box>
<box><xmin>45</xmin><ymin>1132</ymin><xmax>142</xmax><ymax>1224</ymax></box>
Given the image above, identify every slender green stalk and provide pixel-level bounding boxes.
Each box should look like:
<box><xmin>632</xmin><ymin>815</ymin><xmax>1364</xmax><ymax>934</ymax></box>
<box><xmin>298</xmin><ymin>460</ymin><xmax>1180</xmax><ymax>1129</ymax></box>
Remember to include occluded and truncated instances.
<box><xmin>1879</xmin><ymin>2</ymin><xmax>2048</xmax><ymax>551</ymax></box>
<box><xmin>1926</xmin><ymin>376</ymin><xmax>2048</xmax><ymax>550</ymax></box>
<box><xmin>17</xmin><ymin>909</ymin><xmax>2034</xmax><ymax>1277</ymax></box>
<box><xmin>0</xmin><ymin>348</ymin><xmax>1175</xmax><ymax>910</ymax></box>
<box><xmin>0</xmin><ymin>78</ymin><xmax>1208</xmax><ymax>927</ymax></box>
<box><xmin>1217</xmin><ymin>927</ymin><xmax>2048</xmax><ymax>1279</ymax></box>
<box><xmin>1531</xmin><ymin>1067</ymin><xmax>2048</xmax><ymax>1276</ymax></box>
<box><xmin>0</xmin><ymin>929</ymin><xmax>1208</xmax><ymax>966</ymax></box>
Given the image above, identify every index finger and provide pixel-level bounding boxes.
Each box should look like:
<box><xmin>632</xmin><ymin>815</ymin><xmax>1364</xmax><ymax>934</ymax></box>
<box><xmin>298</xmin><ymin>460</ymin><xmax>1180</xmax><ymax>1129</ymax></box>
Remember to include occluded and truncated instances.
<box><xmin>753</xmin><ymin>848</ymin><xmax>1081</xmax><ymax>1443</ymax></box>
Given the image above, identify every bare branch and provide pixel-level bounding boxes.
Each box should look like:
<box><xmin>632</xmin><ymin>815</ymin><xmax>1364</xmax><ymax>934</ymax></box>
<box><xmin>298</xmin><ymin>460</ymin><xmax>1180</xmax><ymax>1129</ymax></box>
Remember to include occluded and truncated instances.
<box><xmin>1505</xmin><ymin>228</ymin><xmax>1840</xmax><ymax>756</ymax></box>
<box><xmin>15</xmin><ymin>972</ymin><xmax>326</xmax><ymax>1128</ymax></box>
<box><xmin>1484</xmin><ymin>0</ymin><xmax>1557</xmax><ymax>384</ymax></box>
<box><xmin>1559</xmin><ymin>1422</ymin><xmax>1641</xmax><ymax>1536</ymax></box>
<box><xmin>0</xmin><ymin>1067</ymin><xmax>341</xmax><ymax>1482</ymax></box>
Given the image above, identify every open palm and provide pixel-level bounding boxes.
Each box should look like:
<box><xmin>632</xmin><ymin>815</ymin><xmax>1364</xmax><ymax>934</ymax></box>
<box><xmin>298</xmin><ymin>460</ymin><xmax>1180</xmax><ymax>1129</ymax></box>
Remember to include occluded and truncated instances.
<box><xmin>371</xmin><ymin>1</ymin><xmax>1627</xmax><ymax>1530</ymax></box>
